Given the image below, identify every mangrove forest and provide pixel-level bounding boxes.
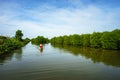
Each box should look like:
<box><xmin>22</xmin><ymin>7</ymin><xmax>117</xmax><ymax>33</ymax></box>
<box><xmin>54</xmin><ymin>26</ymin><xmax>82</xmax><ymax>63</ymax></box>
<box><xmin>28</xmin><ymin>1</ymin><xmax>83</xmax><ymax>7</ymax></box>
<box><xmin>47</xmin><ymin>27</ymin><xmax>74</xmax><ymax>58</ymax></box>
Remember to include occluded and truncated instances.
<box><xmin>51</xmin><ymin>29</ymin><xmax>120</xmax><ymax>50</ymax></box>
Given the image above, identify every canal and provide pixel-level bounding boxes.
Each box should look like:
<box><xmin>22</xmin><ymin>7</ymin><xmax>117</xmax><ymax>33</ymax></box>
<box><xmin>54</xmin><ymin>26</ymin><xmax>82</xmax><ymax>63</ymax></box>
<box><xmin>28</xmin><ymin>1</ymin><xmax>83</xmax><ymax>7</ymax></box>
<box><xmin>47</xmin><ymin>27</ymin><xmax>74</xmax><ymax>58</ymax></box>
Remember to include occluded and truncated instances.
<box><xmin>0</xmin><ymin>42</ymin><xmax>120</xmax><ymax>80</ymax></box>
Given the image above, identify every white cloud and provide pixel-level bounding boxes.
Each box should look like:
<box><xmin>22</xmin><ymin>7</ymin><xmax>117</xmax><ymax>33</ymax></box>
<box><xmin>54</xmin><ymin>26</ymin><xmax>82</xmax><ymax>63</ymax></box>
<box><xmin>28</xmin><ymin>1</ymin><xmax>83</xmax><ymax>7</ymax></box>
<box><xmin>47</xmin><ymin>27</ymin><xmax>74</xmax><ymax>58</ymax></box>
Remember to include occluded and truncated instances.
<box><xmin>0</xmin><ymin>2</ymin><xmax>120</xmax><ymax>38</ymax></box>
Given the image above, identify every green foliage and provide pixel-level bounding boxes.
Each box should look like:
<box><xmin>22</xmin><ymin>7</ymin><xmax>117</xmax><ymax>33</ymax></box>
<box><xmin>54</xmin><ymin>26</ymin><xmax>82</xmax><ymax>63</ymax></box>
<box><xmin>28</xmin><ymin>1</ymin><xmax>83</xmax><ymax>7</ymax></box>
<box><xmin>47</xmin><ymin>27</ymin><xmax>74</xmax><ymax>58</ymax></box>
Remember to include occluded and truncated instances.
<box><xmin>112</xmin><ymin>29</ymin><xmax>120</xmax><ymax>49</ymax></box>
<box><xmin>83</xmin><ymin>34</ymin><xmax>90</xmax><ymax>47</ymax></box>
<box><xmin>5</xmin><ymin>38</ymin><xmax>22</xmax><ymax>49</ymax></box>
<box><xmin>70</xmin><ymin>34</ymin><xmax>81</xmax><ymax>46</ymax></box>
<box><xmin>50</xmin><ymin>29</ymin><xmax>120</xmax><ymax>50</ymax></box>
<box><xmin>50</xmin><ymin>37</ymin><xmax>56</xmax><ymax>44</ymax></box>
<box><xmin>55</xmin><ymin>36</ymin><xmax>63</xmax><ymax>44</ymax></box>
<box><xmin>0</xmin><ymin>36</ymin><xmax>7</xmax><ymax>45</ymax></box>
<box><xmin>31</xmin><ymin>36</ymin><xmax>49</xmax><ymax>45</ymax></box>
<box><xmin>78</xmin><ymin>34</ymin><xmax>84</xmax><ymax>46</ymax></box>
<box><xmin>0</xmin><ymin>38</ymin><xmax>22</xmax><ymax>55</ymax></box>
<box><xmin>51</xmin><ymin>34</ymin><xmax>82</xmax><ymax>46</ymax></box>
<box><xmin>101</xmin><ymin>32</ymin><xmax>115</xmax><ymax>49</ymax></box>
<box><xmin>90</xmin><ymin>32</ymin><xmax>102</xmax><ymax>48</ymax></box>
<box><xmin>101</xmin><ymin>29</ymin><xmax>120</xmax><ymax>49</ymax></box>
<box><xmin>15</xmin><ymin>30</ymin><xmax>23</xmax><ymax>41</ymax></box>
<box><xmin>22</xmin><ymin>38</ymin><xmax>31</xmax><ymax>45</ymax></box>
<box><xmin>0</xmin><ymin>30</ymin><xmax>30</xmax><ymax>55</ymax></box>
<box><xmin>63</xmin><ymin>35</ymin><xmax>70</xmax><ymax>45</ymax></box>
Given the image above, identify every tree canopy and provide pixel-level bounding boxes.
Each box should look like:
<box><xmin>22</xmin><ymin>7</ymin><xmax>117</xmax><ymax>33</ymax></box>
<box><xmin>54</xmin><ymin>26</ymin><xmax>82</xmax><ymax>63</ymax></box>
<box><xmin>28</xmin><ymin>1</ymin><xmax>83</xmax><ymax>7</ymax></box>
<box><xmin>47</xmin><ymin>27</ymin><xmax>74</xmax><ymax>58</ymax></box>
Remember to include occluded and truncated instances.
<box><xmin>31</xmin><ymin>36</ymin><xmax>49</xmax><ymax>45</ymax></box>
<box><xmin>15</xmin><ymin>30</ymin><xmax>23</xmax><ymax>41</ymax></box>
<box><xmin>51</xmin><ymin>29</ymin><xmax>120</xmax><ymax>50</ymax></box>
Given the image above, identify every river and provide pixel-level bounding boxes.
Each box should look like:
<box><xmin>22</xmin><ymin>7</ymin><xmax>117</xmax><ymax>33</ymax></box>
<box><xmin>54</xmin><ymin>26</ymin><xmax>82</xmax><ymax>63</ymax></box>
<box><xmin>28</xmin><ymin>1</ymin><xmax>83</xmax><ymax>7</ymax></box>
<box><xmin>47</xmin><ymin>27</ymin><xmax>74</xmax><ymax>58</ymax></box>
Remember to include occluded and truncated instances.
<box><xmin>0</xmin><ymin>42</ymin><xmax>120</xmax><ymax>80</ymax></box>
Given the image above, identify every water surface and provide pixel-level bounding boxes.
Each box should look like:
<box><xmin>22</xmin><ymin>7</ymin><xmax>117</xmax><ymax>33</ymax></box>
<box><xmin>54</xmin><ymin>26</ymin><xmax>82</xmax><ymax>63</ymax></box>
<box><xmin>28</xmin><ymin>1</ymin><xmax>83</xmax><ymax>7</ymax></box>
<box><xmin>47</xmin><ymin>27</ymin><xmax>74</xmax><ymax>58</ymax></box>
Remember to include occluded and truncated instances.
<box><xmin>0</xmin><ymin>42</ymin><xmax>120</xmax><ymax>80</ymax></box>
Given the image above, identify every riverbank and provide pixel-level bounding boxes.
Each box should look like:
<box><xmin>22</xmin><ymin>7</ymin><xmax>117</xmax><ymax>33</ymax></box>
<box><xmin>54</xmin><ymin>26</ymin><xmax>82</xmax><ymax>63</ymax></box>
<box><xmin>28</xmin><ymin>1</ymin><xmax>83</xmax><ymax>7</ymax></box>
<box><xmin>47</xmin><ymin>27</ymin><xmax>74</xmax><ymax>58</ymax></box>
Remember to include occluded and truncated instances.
<box><xmin>51</xmin><ymin>29</ymin><xmax>120</xmax><ymax>50</ymax></box>
<box><xmin>0</xmin><ymin>36</ymin><xmax>30</xmax><ymax>55</ymax></box>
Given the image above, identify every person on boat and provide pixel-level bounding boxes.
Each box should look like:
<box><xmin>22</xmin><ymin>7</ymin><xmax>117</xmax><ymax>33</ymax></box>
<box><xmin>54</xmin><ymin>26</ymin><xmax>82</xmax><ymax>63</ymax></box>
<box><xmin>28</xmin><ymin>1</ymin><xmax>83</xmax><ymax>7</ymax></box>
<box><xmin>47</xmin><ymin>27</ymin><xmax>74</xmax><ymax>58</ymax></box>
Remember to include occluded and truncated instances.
<box><xmin>40</xmin><ymin>44</ymin><xmax>43</xmax><ymax>48</ymax></box>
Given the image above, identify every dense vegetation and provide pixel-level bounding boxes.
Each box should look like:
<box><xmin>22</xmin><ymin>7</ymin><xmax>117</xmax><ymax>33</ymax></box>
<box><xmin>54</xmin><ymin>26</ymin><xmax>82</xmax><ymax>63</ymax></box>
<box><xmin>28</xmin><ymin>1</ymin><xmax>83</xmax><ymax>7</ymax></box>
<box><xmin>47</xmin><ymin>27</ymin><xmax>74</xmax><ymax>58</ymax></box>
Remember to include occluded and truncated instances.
<box><xmin>51</xmin><ymin>29</ymin><xmax>120</xmax><ymax>50</ymax></box>
<box><xmin>0</xmin><ymin>30</ymin><xmax>30</xmax><ymax>55</ymax></box>
<box><xmin>31</xmin><ymin>36</ymin><xmax>49</xmax><ymax>45</ymax></box>
<box><xmin>15</xmin><ymin>30</ymin><xmax>23</xmax><ymax>41</ymax></box>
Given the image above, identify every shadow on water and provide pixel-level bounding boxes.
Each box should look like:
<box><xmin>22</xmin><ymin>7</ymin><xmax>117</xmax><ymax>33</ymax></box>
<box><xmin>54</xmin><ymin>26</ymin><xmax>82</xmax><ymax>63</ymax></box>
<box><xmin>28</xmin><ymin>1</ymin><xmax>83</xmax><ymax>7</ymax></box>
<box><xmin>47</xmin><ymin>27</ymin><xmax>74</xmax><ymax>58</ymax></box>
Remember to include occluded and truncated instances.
<box><xmin>40</xmin><ymin>48</ymin><xmax>43</xmax><ymax>53</ymax></box>
<box><xmin>0</xmin><ymin>48</ymin><xmax>22</xmax><ymax>65</ymax></box>
<box><xmin>51</xmin><ymin>44</ymin><xmax>120</xmax><ymax>67</ymax></box>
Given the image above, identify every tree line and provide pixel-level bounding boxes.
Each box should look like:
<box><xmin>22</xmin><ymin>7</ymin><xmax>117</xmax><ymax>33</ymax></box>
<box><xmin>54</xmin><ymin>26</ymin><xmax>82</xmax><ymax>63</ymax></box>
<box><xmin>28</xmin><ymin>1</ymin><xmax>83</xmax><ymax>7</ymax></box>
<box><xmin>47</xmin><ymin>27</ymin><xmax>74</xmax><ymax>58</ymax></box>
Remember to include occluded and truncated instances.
<box><xmin>51</xmin><ymin>29</ymin><xmax>120</xmax><ymax>50</ymax></box>
<box><xmin>31</xmin><ymin>36</ymin><xmax>49</xmax><ymax>45</ymax></box>
<box><xmin>0</xmin><ymin>30</ymin><xmax>30</xmax><ymax>55</ymax></box>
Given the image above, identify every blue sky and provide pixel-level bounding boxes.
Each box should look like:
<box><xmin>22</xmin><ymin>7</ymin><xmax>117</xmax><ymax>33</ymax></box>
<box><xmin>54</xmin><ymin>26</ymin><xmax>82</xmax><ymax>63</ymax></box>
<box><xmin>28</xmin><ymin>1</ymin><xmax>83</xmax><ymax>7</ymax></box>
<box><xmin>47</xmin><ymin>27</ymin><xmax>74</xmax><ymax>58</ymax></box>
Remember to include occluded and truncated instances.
<box><xmin>0</xmin><ymin>0</ymin><xmax>120</xmax><ymax>38</ymax></box>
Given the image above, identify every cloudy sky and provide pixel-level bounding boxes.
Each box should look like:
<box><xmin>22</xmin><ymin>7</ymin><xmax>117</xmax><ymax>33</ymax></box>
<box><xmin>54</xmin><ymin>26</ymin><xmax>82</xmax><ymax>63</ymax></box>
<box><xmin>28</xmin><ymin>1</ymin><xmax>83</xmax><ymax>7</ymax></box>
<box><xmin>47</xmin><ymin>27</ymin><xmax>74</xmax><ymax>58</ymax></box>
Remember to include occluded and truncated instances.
<box><xmin>0</xmin><ymin>0</ymin><xmax>120</xmax><ymax>39</ymax></box>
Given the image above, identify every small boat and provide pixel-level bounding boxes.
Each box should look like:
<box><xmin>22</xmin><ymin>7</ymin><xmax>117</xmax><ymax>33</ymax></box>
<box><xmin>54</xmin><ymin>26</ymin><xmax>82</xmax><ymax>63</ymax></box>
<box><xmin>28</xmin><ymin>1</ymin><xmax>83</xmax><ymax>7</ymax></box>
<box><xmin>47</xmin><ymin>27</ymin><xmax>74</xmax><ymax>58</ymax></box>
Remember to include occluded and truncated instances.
<box><xmin>40</xmin><ymin>44</ymin><xmax>43</xmax><ymax>48</ymax></box>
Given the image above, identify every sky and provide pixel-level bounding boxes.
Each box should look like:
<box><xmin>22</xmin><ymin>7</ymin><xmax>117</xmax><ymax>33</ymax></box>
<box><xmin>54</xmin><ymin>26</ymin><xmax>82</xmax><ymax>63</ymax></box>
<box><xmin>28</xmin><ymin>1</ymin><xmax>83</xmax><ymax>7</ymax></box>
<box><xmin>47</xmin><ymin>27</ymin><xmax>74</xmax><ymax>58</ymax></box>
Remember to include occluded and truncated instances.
<box><xmin>0</xmin><ymin>0</ymin><xmax>120</xmax><ymax>39</ymax></box>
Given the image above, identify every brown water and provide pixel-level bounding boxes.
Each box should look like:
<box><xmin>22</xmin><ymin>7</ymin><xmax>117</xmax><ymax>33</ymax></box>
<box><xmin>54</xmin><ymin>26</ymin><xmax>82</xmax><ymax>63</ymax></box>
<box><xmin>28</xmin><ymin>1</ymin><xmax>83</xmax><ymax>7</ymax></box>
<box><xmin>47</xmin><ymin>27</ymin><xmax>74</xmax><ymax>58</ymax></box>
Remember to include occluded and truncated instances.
<box><xmin>0</xmin><ymin>42</ymin><xmax>120</xmax><ymax>80</ymax></box>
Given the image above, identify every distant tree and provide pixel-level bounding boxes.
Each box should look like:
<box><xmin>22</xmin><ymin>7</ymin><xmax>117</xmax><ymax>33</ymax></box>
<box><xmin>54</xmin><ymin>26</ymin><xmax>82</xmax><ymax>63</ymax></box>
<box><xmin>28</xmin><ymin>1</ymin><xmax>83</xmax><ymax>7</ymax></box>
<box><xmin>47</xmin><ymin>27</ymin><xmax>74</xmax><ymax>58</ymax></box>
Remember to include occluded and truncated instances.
<box><xmin>112</xmin><ymin>29</ymin><xmax>120</xmax><ymax>49</ymax></box>
<box><xmin>70</xmin><ymin>34</ymin><xmax>81</xmax><ymax>46</ymax></box>
<box><xmin>31</xmin><ymin>36</ymin><xmax>49</xmax><ymax>44</ymax></box>
<box><xmin>83</xmin><ymin>34</ymin><xmax>90</xmax><ymax>47</ymax></box>
<box><xmin>50</xmin><ymin>37</ymin><xmax>56</xmax><ymax>44</ymax></box>
<box><xmin>63</xmin><ymin>35</ymin><xmax>70</xmax><ymax>45</ymax></box>
<box><xmin>56</xmin><ymin>36</ymin><xmax>63</xmax><ymax>44</ymax></box>
<box><xmin>100</xmin><ymin>32</ymin><xmax>118</xmax><ymax>49</ymax></box>
<box><xmin>15</xmin><ymin>30</ymin><xmax>23</xmax><ymax>41</ymax></box>
<box><xmin>50</xmin><ymin>29</ymin><xmax>120</xmax><ymax>50</ymax></box>
<box><xmin>79</xmin><ymin>34</ymin><xmax>84</xmax><ymax>46</ymax></box>
<box><xmin>90</xmin><ymin>32</ymin><xmax>102</xmax><ymax>48</ymax></box>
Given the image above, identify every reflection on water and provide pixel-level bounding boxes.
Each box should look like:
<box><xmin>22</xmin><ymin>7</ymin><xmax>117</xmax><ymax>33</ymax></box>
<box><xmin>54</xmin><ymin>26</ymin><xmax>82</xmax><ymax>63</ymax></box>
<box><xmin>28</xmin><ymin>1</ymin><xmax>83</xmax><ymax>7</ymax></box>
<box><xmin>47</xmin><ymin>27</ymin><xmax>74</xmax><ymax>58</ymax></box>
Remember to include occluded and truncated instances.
<box><xmin>0</xmin><ymin>43</ymin><xmax>120</xmax><ymax>80</ymax></box>
<box><xmin>39</xmin><ymin>48</ymin><xmax>43</xmax><ymax>56</ymax></box>
<box><xmin>51</xmin><ymin>44</ymin><xmax>120</xmax><ymax>67</ymax></box>
<box><xmin>14</xmin><ymin>48</ymin><xmax>22</xmax><ymax>60</ymax></box>
<box><xmin>0</xmin><ymin>48</ymin><xmax>22</xmax><ymax>64</ymax></box>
